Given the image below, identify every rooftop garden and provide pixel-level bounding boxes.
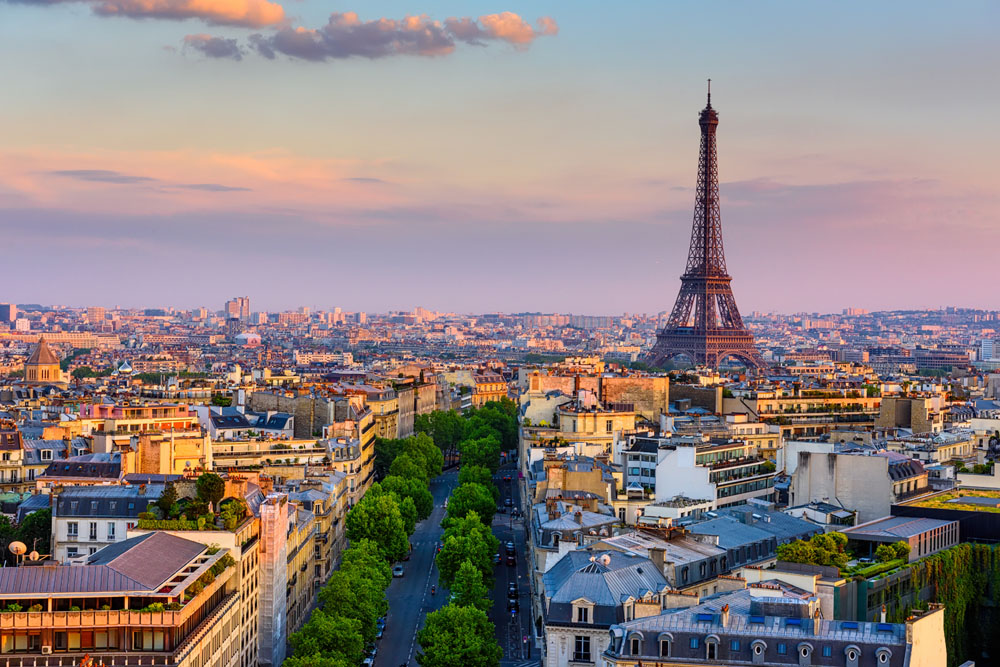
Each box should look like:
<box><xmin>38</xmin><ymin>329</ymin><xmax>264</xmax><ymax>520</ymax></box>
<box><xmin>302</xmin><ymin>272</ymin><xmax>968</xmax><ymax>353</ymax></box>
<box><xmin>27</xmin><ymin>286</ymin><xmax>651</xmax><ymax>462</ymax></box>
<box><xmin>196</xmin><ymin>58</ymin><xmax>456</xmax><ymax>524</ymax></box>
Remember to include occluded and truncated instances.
<box><xmin>776</xmin><ymin>532</ymin><xmax>911</xmax><ymax>579</ymax></box>
<box><xmin>908</xmin><ymin>489</ymin><xmax>1000</xmax><ymax>513</ymax></box>
<box><xmin>137</xmin><ymin>473</ymin><xmax>249</xmax><ymax>531</ymax></box>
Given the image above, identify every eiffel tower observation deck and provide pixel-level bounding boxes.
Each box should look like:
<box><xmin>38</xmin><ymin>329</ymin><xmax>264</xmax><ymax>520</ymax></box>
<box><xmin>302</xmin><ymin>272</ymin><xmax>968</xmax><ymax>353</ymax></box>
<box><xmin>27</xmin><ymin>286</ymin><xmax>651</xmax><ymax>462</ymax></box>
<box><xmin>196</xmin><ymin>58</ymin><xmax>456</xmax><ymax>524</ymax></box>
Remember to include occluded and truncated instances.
<box><xmin>648</xmin><ymin>82</ymin><xmax>765</xmax><ymax>370</ymax></box>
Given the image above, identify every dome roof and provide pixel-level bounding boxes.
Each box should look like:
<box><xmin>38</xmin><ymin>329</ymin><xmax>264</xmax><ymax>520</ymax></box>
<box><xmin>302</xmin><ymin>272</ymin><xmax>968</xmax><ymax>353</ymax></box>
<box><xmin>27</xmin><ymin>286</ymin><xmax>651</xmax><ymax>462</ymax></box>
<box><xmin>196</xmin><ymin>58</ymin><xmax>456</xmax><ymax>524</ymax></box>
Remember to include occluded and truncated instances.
<box><xmin>26</xmin><ymin>338</ymin><xmax>59</xmax><ymax>366</ymax></box>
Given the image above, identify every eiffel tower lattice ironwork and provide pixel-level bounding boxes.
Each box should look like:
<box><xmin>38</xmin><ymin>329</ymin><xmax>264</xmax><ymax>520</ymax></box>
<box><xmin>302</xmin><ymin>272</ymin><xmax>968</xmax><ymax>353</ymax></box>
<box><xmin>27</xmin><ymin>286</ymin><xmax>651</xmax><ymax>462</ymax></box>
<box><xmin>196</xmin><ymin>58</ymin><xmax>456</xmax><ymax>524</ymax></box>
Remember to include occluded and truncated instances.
<box><xmin>648</xmin><ymin>83</ymin><xmax>764</xmax><ymax>370</ymax></box>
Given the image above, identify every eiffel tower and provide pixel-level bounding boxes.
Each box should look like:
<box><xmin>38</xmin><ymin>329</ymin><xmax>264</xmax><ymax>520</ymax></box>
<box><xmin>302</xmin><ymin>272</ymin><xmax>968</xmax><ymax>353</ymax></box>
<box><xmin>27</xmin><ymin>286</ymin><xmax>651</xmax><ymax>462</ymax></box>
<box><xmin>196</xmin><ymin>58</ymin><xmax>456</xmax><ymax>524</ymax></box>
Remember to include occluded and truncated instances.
<box><xmin>648</xmin><ymin>83</ymin><xmax>764</xmax><ymax>369</ymax></box>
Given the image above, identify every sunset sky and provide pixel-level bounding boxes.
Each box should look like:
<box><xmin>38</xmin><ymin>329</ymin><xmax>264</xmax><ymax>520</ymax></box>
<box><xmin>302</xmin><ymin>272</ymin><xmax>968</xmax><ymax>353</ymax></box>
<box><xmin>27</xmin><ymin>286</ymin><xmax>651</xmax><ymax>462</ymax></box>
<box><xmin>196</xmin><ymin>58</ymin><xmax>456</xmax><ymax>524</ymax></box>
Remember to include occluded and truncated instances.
<box><xmin>1</xmin><ymin>1</ymin><xmax>998</xmax><ymax>314</ymax></box>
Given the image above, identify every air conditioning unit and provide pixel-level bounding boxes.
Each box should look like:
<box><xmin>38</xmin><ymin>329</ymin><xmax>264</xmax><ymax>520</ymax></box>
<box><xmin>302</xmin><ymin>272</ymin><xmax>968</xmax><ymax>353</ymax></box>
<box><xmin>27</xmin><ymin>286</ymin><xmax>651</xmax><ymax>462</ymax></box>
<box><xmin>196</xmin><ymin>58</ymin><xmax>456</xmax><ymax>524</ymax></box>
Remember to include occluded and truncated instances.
<box><xmin>41</xmin><ymin>646</ymin><xmax>52</xmax><ymax>654</ymax></box>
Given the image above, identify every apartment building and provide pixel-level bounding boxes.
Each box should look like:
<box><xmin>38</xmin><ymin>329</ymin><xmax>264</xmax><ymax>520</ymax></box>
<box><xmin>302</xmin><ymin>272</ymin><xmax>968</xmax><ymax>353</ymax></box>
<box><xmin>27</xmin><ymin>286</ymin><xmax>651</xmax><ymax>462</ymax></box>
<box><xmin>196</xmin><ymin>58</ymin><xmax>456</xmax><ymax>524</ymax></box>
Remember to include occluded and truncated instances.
<box><xmin>50</xmin><ymin>484</ymin><xmax>165</xmax><ymax>561</ymax></box>
<box><xmin>653</xmin><ymin>435</ymin><xmax>778</xmax><ymax>508</ymax></box>
<box><xmin>0</xmin><ymin>531</ymin><xmax>246</xmax><ymax>666</ymax></box>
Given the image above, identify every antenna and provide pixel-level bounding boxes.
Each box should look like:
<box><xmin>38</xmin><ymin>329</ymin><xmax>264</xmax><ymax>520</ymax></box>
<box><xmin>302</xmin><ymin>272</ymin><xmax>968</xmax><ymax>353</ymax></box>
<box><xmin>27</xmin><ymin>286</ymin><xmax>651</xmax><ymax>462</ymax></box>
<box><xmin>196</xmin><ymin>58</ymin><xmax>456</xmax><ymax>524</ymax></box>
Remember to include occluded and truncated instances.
<box><xmin>707</xmin><ymin>78</ymin><xmax>712</xmax><ymax>107</ymax></box>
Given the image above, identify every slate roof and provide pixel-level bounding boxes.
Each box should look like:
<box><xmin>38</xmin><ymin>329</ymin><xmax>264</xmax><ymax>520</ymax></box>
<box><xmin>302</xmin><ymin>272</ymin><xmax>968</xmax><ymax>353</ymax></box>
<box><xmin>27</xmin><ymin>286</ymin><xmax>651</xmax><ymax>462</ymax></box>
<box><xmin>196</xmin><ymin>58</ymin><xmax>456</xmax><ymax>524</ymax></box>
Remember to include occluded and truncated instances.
<box><xmin>54</xmin><ymin>484</ymin><xmax>163</xmax><ymax>517</ymax></box>
<box><xmin>543</xmin><ymin>550</ymin><xmax>666</xmax><ymax>625</ymax></box>
<box><xmin>842</xmin><ymin>515</ymin><xmax>955</xmax><ymax>540</ymax></box>
<box><xmin>0</xmin><ymin>532</ymin><xmax>205</xmax><ymax>596</ymax></box>
<box><xmin>87</xmin><ymin>532</ymin><xmax>205</xmax><ymax>589</ymax></box>
<box><xmin>687</xmin><ymin>516</ymin><xmax>775</xmax><ymax>550</ymax></box>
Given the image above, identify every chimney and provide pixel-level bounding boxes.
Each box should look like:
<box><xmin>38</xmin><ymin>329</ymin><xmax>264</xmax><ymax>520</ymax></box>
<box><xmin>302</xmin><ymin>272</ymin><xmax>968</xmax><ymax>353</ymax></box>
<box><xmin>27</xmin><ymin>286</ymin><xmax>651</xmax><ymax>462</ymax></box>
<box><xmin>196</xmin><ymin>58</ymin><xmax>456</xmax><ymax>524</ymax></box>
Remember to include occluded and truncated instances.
<box><xmin>574</xmin><ymin>374</ymin><xmax>581</xmax><ymax>397</ymax></box>
<box><xmin>138</xmin><ymin>484</ymin><xmax>146</xmax><ymax>496</ymax></box>
<box><xmin>813</xmin><ymin>608</ymin><xmax>821</xmax><ymax>634</ymax></box>
<box><xmin>574</xmin><ymin>511</ymin><xmax>583</xmax><ymax>524</ymax></box>
<box><xmin>720</xmin><ymin>603</ymin><xmax>729</xmax><ymax>628</ymax></box>
<box><xmin>648</xmin><ymin>547</ymin><xmax>665</xmax><ymax>575</ymax></box>
<box><xmin>880</xmin><ymin>604</ymin><xmax>887</xmax><ymax>623</ymax></box>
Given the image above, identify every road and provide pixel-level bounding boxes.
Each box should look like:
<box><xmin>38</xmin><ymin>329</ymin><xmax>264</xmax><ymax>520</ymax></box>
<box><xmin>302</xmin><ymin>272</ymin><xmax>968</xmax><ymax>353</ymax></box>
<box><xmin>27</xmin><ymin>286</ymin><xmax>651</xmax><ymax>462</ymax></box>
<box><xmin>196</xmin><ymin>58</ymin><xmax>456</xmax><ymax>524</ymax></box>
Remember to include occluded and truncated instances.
<box><xmin>376</xmin><ymin>469</ymin><xmax>458</xmax><ymax>667</ymax></box>
<box><xmin>490</xmin><ymin>460</ymin><xmax>535</xmax><ymax>666</ymax></box>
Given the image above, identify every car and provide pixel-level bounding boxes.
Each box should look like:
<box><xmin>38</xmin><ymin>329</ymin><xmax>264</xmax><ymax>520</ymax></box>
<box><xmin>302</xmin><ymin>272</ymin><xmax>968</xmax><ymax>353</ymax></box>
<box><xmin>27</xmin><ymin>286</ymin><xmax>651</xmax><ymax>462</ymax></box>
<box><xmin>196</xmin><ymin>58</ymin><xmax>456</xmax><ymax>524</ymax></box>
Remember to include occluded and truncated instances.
<box><xmin>507</xmin><ymin>597</ymin><xmax>519</xmax><ymax>612</ymax></box>
<box><xmin>506</xmin><ymin>554</ymin><xmax>516</xmax><ymax>566</ymax></box>
<box><xmin>376</xmin><ymin>625</ymin><xmax>385</xmax><ymax>640</ymax></box>
<box><xmin>504</xmin><ymin>498</ymin><xmax>513</xmax><ymax>507</ymax></box>
<box><xmin>443</xmin><ymin>499</ymin><xmax>448</xmax><ymax>509</ymax></box>
<box><xmin>365</xmin><ymin>644</ymin><xmax>377</xmax><ymax>658</ymax></box>
<box><xmin>505</xmin><ymin>541</ymin><xmax>516</xmax><ymax>554</ymax></box>
<box><xmin>492</xmin><ymin>553</ymin><xmax>501</xmax><ymax>565</ymax></box>
<box><xmin>393</xmin><ymin>565</ymin><xmax>405</xmax><ymax>578</ymax></box>
<box><xmin>497</xmin><ymin>505</ymin><xmax>506</xmax><ymax>514</ymax></box>
<box><xmin>436</xmin><ymin>543</ymin><xmax>442</xmax><ymax>553</ymax></box>
<box><xmin>362</xmin><ymin>658</ymin><xmax>374</xmax><ymax>667</ymax></box>
<box><xmin>508</xmin><ymin>582</ymin><xmax>518</xmax><ymax>595</ymax></box>
<box><xmin>503</xmin><ymin>474</ymin><xmax>511</xmax><ymax>482</ymax></box>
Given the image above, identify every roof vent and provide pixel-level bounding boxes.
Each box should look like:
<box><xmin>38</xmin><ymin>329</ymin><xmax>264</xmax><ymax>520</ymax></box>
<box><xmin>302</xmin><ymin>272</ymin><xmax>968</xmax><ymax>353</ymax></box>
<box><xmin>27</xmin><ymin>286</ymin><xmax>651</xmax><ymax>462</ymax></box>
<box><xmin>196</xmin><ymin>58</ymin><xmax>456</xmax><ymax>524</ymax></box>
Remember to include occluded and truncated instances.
<box><xmin>600</xmin><ymin>554</ymin><xmax>612</xmax><ymax>566</ymax></box>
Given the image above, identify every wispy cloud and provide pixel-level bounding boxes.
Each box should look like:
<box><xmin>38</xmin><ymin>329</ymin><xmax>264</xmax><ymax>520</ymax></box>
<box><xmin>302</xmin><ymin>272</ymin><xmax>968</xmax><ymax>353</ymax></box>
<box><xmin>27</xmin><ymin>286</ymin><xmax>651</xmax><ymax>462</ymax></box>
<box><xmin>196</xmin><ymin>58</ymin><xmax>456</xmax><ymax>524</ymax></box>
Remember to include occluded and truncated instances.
<box><xmin>175</xmin><ymin>182</ymin><xmax>251</xmax><ymax>192</ymax></box>
<box><xmin>5</xmin><ymin>0</ymin><xmax>285</xmax><ymax>27</ymax></box>
<box><xmin>183</xmin><ymin>34</ymin><xmax>243</xmax><ymax>60</ymax></box>
<box><xmin>46</xmin><ymin>168</ymin><xmax>248</xmax><ymax>193</ymax></box>
<box><xmin>245</xmin><ymin>11</ymin><xmax>557</xmax><ymax>62</ymax></box>
<box><xmin>342</xmin><ymin>177</ymin><xmax>388</xmax><ymax>185</ymax></box>
<box><xmin>49</xmin><ymin>169</ymin><xmax>156</xmax><ymax>184</ymax></box>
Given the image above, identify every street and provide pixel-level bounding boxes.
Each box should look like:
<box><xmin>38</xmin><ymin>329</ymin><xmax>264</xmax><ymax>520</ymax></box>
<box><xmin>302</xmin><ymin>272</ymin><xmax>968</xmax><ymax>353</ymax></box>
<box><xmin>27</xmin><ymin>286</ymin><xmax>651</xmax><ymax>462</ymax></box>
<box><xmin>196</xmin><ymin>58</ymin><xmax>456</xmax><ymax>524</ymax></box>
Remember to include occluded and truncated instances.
<box><xmin>490</xmin><ymin>460</ymin><xmax>535</xmax><ymax>667</ymax></box>
<box><xmin>376</xmin><ymin>469</ymin><xmax>458</xmax><ymax>667</ymax></box>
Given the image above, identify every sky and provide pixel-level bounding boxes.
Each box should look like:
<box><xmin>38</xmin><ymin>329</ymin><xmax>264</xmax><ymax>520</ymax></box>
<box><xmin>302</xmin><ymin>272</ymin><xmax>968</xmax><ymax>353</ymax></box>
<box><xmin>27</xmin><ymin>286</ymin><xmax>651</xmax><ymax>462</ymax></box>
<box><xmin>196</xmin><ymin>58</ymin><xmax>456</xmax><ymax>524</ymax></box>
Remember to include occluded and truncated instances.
<box><xmin>1</xmin><ymin>1</ymin><xmax>998</xmax><ymax>314</ymax></box>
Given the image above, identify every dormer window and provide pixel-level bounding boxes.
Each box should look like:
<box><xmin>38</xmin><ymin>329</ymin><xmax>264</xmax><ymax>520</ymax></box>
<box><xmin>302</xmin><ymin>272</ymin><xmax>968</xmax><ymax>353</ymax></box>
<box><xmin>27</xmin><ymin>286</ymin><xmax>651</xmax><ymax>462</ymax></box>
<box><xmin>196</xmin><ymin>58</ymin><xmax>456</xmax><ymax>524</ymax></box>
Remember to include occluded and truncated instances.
<box><xmin>576</xmin><ymin>607</ymin><xmax>588</xmax><ymax>623</ymax></box>
<box><xmin>41</xmin><ymin>449</ymin><xmax>53</xmax><ymax>461</ymax></box>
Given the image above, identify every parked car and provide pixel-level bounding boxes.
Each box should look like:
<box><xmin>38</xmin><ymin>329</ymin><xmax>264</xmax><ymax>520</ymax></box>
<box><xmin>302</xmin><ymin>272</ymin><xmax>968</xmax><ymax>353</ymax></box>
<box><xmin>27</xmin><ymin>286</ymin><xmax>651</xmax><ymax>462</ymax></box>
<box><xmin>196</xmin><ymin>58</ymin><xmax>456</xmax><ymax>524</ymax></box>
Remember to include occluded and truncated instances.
<box><xmin>393</xmin><ymin>565</ymin><xmax>405</xmax><ymax>578</ymax></box>
<box><xmin>504</xmin><ymin>497</ymin><xmax>513</xmax><ymax>507</ymax></box>
<box><xmin>508</xmin><ymin>581</ymin><xmax>518</xmax><ymax>596</ymax></box>
<box><xmin>492</xmin><ymin>553</ymin><xmax>501</xmax><ymax>565</ymax></box>
<box><xmin>505</xmin><ymin>541</ymin><xmax>516</xmax><ymax>555</ymax></box>
<box><xmin>507</xmin><ymin>597</ymin><xmax>519</xmax><ymax>612</ymax></box>
<box><xmin>506</xmin><ymin>554</ymin><xmax>516</xmax><ymax>567</ymax></box>
<box><xmin>497</xmin><ymin>504</ymin><xmax>506</xmax><ymax>514</ymax></box>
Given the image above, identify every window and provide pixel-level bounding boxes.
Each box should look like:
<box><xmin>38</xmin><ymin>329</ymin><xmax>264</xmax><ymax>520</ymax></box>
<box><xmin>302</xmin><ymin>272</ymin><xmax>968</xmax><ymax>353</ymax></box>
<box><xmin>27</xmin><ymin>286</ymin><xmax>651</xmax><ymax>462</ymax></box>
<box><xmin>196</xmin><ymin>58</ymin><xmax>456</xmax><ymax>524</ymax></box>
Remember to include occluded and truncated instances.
<box><xmin>689</xmin><ymin>637</ymin><xmax>699</xmax><ymax>649</ymax></box>
<box><xmin>823</xmin><ymin>646</ymin><xmax>832</xmax><ymax>657</ymax></box>
<box><xmin>659</xmin><ymin>640</ymin><xmax>670</xmax><ymax>657</ymax></box>
<box><xmin>107</xmin><ymin>523</ymin><xmax>116</xmax><ymax>540</ymax></box>
<box><xmin>606</xmin><ymin>420</ymin><xmax>613</xmax><ymax>433</ymax></box>
<box><xmin>777</xmin><ymin>643</ymin><xmax>787</xmax><ymax>655</ymax></box>
<box><xmin>730</xmin><ymin>640</ymin><xmax>740</xmax><ymax>651</ymax></box>
<box><xmin>576</xmin><ymin>607</ymin><xmax>589</xmax><ymax>623</ymax></box>
<box><xmin>630</xmin><ymin>637</ymin><xmax>640</xmax><ymax>655</ymax></box>
<box><xmin>67</xmin><ymin>547</ymin><xmax>78</xmax><ymax>558</ymax></box>
<box><xmin>67</xmin><ymin>522</ymin><xmax>78</xmax><ymax>537</ymax></box>
<box><xmin>573</xmin><ymin>635</ymin><xmax>591</xmax><ymax>662</ymax></box>
<box><xmin>89</xmin><ymin>522</ymin><xmax>98</xmax><ymax>541</ymax></box>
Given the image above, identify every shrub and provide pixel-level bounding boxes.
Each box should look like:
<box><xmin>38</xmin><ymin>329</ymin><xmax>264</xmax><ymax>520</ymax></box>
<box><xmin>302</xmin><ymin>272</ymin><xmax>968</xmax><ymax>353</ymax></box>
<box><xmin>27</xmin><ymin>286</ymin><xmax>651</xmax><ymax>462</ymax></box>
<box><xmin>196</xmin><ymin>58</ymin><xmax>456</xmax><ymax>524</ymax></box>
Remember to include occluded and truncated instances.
<box><xmin>29</xmin><ymin>604</ymin><xmax>43</xmax><ymax>612</ymax></box>
<box><xmin>4</xmin><ymin>603</ymin><xmax>22</xmax><ymax>613</ymax></box>
<box><xmin>69</xmin><ymin>606</ymin><xmax>81</xmax><ymax>612</ymax></box>
<box><xmin>144</xmin><ymin>603</ymin><xmax>165</xmax><ymax>612</ymax></box>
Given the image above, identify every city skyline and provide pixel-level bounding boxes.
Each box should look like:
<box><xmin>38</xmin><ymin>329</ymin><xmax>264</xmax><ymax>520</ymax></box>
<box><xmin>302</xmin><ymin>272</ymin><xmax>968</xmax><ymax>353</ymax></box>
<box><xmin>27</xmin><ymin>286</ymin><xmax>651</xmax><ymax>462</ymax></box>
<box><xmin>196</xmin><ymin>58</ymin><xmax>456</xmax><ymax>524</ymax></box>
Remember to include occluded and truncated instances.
<box><xmin>2</xmin><ymin>1</ymin><xmax>999</xmax><ymax>313</ymax></box>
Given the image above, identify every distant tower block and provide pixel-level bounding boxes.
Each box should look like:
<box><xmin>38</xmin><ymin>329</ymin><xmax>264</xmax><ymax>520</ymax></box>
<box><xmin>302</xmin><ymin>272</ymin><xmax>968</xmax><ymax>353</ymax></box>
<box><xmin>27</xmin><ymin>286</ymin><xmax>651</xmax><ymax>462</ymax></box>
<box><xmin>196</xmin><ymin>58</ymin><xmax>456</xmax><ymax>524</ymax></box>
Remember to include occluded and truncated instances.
<box><xmin>648</xmin><ymin>83</ymin><xmax>764</xmax><ymax>370</ymax></box>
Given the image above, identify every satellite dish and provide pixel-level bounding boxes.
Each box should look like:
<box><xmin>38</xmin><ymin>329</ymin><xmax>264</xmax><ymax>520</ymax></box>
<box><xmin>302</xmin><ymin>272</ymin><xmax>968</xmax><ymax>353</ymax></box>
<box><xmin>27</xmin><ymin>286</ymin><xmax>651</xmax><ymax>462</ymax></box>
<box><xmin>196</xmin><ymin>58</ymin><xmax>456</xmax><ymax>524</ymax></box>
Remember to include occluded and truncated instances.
<box><xmin>8</xmin><ymin>541</ymin><xmax>26</xmax><ymax>556</ymax></box>
<box><xmin>28</xmin><ymin>551</ymin><xmax>39</xmax><ymax>561</ymax></box>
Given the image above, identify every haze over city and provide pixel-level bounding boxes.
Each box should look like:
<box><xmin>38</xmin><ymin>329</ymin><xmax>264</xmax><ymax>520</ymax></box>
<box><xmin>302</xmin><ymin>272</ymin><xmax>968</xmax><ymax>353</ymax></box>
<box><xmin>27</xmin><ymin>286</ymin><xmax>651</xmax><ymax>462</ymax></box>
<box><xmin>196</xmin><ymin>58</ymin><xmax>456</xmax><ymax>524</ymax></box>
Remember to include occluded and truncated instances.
<box><xmin>2</xmin><ymin>1</ymin><xmax>998</xmax><ymax>312</ymax></box>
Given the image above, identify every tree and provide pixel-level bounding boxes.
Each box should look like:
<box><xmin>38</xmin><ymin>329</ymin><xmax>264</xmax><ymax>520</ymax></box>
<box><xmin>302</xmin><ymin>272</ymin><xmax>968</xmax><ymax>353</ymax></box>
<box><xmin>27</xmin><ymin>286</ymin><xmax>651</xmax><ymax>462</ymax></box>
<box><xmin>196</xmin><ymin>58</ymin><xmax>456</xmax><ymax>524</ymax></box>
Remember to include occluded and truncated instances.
<box><xmin>381</xmin><ymin>475</ymin><xmax>434</xmax><ymax>521</ymax></box>
<box><xmin>283</xmin><ymin>655</ymin><xmax>351</xmax><ymax>667</ymax></box>
<box><xmin>891</xmin><ymin>541</ymin><xmax>911</xmax><ymax>561</ymax></box>
<box><xmin>219</xmin><ymin>498</ymin><xmax>247</xmax><ymax>530</ymax></box>
<box><xmin>396</xmin><ymin>495</ymin><xmax>418</xmax><ymax>535</ymax></box>
<box><xmin>289</xmin><ymin>609</ymin><xmax>364</xmax><ymax>665</ymax></box>
<box><xmin>437</xmin><ymin>512</ymin><xmax>498</xmax><ymax>590</ymax></box>
<box><xmin>196</xmin><ymin>473</ymin><xmax>225</xmax><ymax>511</ymax></box>
<box><xmin>17</xmin><ymin>509</ymin><xmax>51</xmax><ymax>556</ymax></box>
<box><xmin>445</xmin><ymin>483</ymin><xmax>496</xmax><ymax>527</ymax></box>
<box><xmin>458</xmin><ymin>436</ymin><xmax>501</xmax><ymax>473</ymax></box>
<box><xmin>346</xmin><ymin>492</ymin><xmax>410</xmax><ymax>562</ymax></box>
<box><xmin>407</xmin><ymin>432</ymin><xmax>444</xmax><ymax>478</ymax></box>
<box><xmin>319</xmin><ymin>570</ymin><xmax>387</xmax><ymax>644</ymax></box>
<box><xmin>211</xmin><ymin>394</ymin><xmax>232</xmax><ymax>407</ymax></box>
<box><xmin>157</xmin><ymin>482</ymin><xmax>178</xmax><ymax>516</ymax></box>
<box><xmin>390</xmin><ymin>453</ymin><xmax>430</xmax><ymax>485</ymax></box>
<box><xmin>875</xmin><ymin>544</ymin><xmax>897</xmax><ymax>563</ymax></box>
<box><xmin>417</xmin><ymin>604</ymin><xmax>502</xmax><ymax>667</ymax></box>
<box><xmin>374</xmin><ymin>438</ymin><xmax>408</xmax><ymax>479</ymax></box>
<box><xmin>451</xmin><ymin>560</ymin><xmax>491</xmax><ymax>612</ymax></box>
<box><xmin>458</xmin><ymin>465</ymin><xmax>499</xmax><ymax>502</ymax></box>
<box><xmin>340</xmin><ymin>538</ymin><xmax>392</xmax><ymax>591</ymax></box>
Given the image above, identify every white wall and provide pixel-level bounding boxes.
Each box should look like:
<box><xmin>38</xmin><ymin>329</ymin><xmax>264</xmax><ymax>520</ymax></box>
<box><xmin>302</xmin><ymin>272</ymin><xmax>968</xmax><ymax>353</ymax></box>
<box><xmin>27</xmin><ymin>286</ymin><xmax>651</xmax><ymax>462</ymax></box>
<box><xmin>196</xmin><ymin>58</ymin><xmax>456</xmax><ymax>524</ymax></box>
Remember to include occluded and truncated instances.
<box><xmin>654</xmin><ymin>447</ymin><xmax>714</xmax><ymax>503</ymax></box>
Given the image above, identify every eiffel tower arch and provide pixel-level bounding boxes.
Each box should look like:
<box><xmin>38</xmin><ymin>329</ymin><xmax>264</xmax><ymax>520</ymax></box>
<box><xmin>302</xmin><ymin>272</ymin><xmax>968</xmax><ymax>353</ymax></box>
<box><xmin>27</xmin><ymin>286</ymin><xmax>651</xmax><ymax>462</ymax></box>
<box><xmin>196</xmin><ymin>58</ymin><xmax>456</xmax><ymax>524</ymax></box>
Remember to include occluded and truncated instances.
<box><xmin>648</xmin><ymin>84</ymin><xmax>765</xmax><ymax>370</ymax></box>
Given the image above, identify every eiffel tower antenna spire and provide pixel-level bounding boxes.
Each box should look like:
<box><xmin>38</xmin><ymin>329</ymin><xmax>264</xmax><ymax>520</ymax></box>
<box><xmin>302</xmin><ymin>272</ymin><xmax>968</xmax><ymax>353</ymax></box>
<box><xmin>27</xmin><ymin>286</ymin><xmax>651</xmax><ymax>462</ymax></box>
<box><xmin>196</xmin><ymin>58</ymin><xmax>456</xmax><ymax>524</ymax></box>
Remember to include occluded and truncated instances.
<box><xmin>648</xmin><ymin>87</ymin><xmax>764</xmax><ymax>370</ymax></box>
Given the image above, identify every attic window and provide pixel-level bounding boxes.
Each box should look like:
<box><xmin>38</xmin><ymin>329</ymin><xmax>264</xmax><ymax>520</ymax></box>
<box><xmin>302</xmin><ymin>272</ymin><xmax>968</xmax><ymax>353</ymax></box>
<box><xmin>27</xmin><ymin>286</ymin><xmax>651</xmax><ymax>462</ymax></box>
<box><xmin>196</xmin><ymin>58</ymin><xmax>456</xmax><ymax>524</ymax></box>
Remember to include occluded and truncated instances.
<box><xmin>748</xmin><ymin>616</ymin><xmax>765</xmax><ymax>625</ymax></box>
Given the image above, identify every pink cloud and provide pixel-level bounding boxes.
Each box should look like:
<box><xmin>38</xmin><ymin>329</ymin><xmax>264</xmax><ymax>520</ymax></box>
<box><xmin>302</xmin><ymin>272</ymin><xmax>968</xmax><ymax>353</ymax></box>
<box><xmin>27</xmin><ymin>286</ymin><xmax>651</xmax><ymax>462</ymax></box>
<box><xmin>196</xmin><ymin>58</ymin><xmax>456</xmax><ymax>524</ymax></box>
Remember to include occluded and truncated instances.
<box><xmin>93</xmin><ymin>0</ymin><xmax>284</xmax><ymax>27</ymax></box>
<box><xmin>249</xmin><ymin>10</ymin><xmax>557</xmax><ymax>61</ymax></box>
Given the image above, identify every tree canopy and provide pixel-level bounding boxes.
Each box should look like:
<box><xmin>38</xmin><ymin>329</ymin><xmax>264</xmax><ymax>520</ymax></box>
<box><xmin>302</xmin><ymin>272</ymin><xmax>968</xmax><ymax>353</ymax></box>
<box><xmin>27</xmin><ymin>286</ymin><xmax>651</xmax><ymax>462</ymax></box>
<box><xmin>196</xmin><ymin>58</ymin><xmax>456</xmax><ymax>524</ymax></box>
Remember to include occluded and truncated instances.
<box><xmin>445</xmin><ymin>482</ymin><xmax>496</xmax><ymax>527</ymax></box>
<box><xmin>346</xmin><ymin>490</ymin><xmax>410</xmax><ymax>562</ymax></box>
<box><xmin>417</xmin><ymin>604</ymin><xmax>502</xmax><ymax>667</ymax></box>
<box><xmin>450</xmin><ymin>560</ymin><xmax>491</xmax><ymax>612</ymax></box>
<box><xmin>195</xmin><ymin>473</ymin><xmax>225</xmax><ymax>510</ymax></box>
<box><xmin>458</xmin><ymin>465</ymin><xmax>499</xmax><ymax>502</ymax></box>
